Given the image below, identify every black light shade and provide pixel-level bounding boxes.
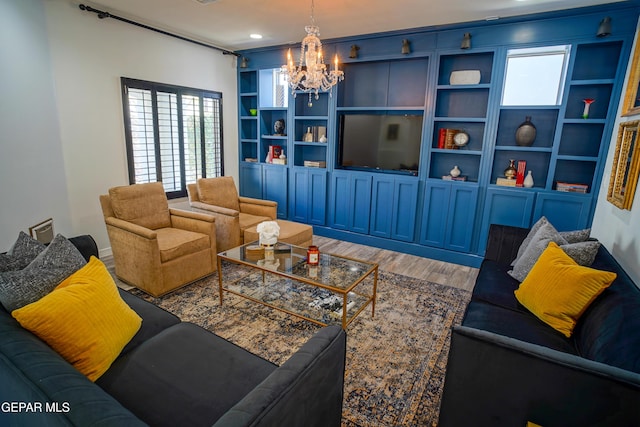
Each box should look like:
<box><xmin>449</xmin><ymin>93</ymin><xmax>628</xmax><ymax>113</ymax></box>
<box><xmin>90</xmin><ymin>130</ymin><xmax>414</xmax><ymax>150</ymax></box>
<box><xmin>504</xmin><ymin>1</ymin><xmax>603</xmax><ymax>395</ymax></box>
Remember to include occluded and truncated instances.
<box><xmin>240</xmin><ymin>57</ymin><xmax>249</xmax><ymax>68</ymax></box>
<box><xmin>402</xmin><ymin>39</ymin><xmax>411</xmax><ymax>55</ymax></box>
<box><xmin>597</xmin><ymin>17</ymin><xmax>612</xmax><ymax>37</ymax></box>
<box><xmin>461</xmin><ymin>33</ymin><xmax>471</xmax><ymax>50</ymax></box>
<box><xmin>349</xmin><ymin>45</ymin><xmax>360</xmax><ymax>58</ymax></box>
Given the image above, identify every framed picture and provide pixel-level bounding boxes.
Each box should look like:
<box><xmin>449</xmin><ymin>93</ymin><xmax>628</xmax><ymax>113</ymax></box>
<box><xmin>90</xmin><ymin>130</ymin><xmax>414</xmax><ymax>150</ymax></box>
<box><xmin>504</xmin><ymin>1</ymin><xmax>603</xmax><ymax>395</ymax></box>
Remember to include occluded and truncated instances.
<box><xmin>622</xmin><ymin>42</ymin><xmax>640</xmax><ymax>116</ymax></box>
<box><xmin>387</xmin><ymin>124</ymin><xmax>399</xmax><ymax>140</ymax></box>
<box><xmin>607</xmin><ymin>120</ymin><xmax>640</xmax><ymax>210</ymax></box>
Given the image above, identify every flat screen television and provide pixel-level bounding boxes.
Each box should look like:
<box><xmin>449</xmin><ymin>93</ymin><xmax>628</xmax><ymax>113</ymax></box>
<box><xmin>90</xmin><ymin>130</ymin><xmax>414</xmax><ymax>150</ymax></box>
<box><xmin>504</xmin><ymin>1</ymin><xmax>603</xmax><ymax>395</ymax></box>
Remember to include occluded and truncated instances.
<box><xmin>337</xmin><ymin>113</ymin><xmax>423</xmax><ymax>175</ymax></box>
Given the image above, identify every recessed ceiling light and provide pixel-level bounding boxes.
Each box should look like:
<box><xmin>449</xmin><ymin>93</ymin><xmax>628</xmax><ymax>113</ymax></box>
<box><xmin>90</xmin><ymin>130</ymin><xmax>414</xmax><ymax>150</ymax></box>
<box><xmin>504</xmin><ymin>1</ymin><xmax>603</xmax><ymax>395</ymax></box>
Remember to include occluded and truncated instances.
<box><xmin>250</xmin><ymin>34</ymin><xmax>263</xmax><ymax>40</ymax></box>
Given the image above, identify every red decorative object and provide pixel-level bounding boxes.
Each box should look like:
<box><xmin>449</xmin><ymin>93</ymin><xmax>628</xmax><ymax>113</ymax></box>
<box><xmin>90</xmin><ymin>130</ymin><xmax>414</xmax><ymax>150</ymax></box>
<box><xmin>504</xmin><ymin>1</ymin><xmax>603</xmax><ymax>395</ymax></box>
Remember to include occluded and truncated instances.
<box><xmin>516</xmin><ymin>160</ymin><xmax>527</xmax><ymax>187</ymax></box>
<box><xmin>582</xmin><ymin>98</ymin><xmax>595</xmax><ymax>119</ymax></box>
<box><xmin>306</xmin><ymin>245</ymin><xmax>319</xmax><ymax>265</ymax></box>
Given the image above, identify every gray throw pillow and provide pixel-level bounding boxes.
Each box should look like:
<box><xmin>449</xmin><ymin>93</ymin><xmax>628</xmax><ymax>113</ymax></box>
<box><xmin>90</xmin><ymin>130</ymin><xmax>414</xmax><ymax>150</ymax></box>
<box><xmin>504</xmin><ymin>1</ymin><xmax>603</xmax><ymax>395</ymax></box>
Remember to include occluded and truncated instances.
<box><xmin>511</xmin><ymin>216</ymin><xmax>549</xmax><ymax>267</ymax></box>
<box><xmin>0</xmin><ymin>232</ymin><xmax>46</xmax><ymax>272</ymax></box>
<box><xmin>561</xmin><ymin>240</ymin><xmax>600</xmax><ymax>266</ymax></box>
<box><xmin>0</xmin><ymin>234</ymin><xmax>86</xmax><ymax>312</ymax></box>
<box><xmin>509</xmin><ymin>221</ymin><xmax>568</xmax><ymax>282</ymax></box>
<box><xmin>559</xmin><ymin>228</ymin><xmax>591</xmax><ymax>244</ymax></box>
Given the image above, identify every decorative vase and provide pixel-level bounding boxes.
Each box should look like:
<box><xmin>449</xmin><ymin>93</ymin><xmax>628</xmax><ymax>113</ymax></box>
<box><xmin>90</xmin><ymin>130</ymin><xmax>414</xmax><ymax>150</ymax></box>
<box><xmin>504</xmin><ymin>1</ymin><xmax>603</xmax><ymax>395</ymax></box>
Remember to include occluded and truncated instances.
<box><xmin>274</xmin><ymin>119</ymin><xmax>285</xmax><ymax>136</ymax></box>
<box><xmin>304</xmin><ymin>127</ymin><xmax>314</xmax><ymax>142</ymax></box>
<box><xmin>450</xmin><ymin>165</ymin><xmax>461</xmax><ymax>177</ymax></box>
<box><xmin>515</xmin><ymin>116</ymin><xmax>536</xmax><ymax>147</ymax></box>
<box><xmin>504</xmin><ymin>159</ymin><xmax>517</xmax><ymax>179</ymax></box>
<box><xmin>523</xmin><ymin>170</ymin><xmax>534</xmax><ymax>188</ymax></box>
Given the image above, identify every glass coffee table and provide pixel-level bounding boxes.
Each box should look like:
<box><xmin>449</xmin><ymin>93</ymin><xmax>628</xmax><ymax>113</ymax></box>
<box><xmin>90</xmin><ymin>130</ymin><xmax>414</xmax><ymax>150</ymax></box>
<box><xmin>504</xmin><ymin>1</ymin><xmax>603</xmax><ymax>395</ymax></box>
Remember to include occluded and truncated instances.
<box><xmin>217</xmin><ymin>242</ymin><xmax>378</xmax><ymax>329</ymax></box>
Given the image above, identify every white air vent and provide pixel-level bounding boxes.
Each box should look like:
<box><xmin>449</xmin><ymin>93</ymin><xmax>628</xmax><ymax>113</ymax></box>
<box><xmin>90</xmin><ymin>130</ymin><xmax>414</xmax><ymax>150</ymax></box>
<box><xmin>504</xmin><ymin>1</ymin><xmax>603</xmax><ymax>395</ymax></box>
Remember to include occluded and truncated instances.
<box><xmin>194</xmin><ymin>0</ymin><xmax>218</xmax><ymax>4</ymax></box>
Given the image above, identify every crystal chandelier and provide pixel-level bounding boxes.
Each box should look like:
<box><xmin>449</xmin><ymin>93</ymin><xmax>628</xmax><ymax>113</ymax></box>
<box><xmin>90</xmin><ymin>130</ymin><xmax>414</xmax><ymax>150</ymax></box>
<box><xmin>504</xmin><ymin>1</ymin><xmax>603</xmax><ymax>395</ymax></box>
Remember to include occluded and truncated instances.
<box><xmin>282</xmin><ymin>0</ymin><xmax>344</xmax><ymax>106</ymax></box>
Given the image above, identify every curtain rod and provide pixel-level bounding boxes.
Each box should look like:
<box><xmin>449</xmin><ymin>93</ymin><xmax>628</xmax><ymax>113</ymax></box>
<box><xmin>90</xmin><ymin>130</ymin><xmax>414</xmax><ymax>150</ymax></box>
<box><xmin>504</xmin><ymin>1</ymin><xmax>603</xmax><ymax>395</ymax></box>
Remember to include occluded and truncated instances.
<box><xmin>78</xmin><ymin>4</ymin><xmax>239</xmax><ymax>57</ymax></box>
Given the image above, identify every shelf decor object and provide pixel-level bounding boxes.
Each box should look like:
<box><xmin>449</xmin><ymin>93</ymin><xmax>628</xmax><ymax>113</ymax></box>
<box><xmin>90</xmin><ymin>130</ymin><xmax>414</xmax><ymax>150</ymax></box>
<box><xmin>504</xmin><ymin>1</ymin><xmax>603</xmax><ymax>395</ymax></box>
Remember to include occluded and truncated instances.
<box><xmin>607</xmin><ymin>120</ymin><xmax>640</xmax><ymax>210</ymax></box>
<box><xmin>504</xmin><ymin>159</ymin><xmax>517</xmax><ymax>179</ymax></box>
<box><xmin>282</xmin><ymin>0</ymin><xmax>344</xmax><ymax>106</ymax></box>
<box><xmin>582</xmin><ymin>98</ymin><xmax>595</xmax><ymax>119</ymax></box>
<box><xmin>515</xmin><ymin>116</ymin><xmax>537</xmax><ymax>146</ymax></box>
<box><xmin>450</xmin><ymin>70</ymin><xmax>481</xmax><ymax>85</ymax></box>
<box><xmin>524</xmin><ymin>171</ymin><xmax>534</xmax><ymax>188</ymax></box>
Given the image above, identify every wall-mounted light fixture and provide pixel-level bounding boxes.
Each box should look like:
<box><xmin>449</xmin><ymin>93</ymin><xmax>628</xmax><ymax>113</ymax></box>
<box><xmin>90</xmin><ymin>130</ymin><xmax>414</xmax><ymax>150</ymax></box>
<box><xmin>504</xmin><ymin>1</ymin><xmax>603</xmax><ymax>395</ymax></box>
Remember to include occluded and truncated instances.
<box><xmin>401</xmin><ymin>39</ymin><xmax>411</xmax><ymax>55</ymax></box>
<box><xmin>349</xmin><ymin>45</ymin><xmax>360</xmax><ymax>59</ymax></box>
<box><xmin>461</xmin><ymin>33</ymin><xmax>472</xmax><ymax>50</ymax></box>
<box><xmin>597</xmin><ymin>17</ymin><xmax>612</xmax><ymax>37</ymax></box>
<box><xmin>240</xmin><ymin>57</ymin><xmax>249</xmax><ymax>68</ymax></box>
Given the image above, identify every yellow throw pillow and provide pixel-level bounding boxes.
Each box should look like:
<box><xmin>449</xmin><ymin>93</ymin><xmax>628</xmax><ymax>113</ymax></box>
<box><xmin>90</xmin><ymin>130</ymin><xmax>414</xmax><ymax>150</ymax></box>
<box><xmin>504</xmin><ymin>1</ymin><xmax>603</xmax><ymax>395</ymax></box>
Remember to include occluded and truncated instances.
<box><xmin>12</xmin><ymin>257</ymin><xmax>142</xmax><ymax>381</ymax></box>
<box><xmin>514</xmin><ymin>242</ymin><xmax>616</xmax><ymax>338</ymax></box>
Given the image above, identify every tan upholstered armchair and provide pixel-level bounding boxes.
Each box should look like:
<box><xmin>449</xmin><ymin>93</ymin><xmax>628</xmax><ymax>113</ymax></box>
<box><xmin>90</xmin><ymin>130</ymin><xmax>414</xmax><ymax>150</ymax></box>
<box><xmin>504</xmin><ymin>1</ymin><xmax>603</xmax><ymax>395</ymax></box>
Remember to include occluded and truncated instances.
<box><xmin>100</xmin><ymin>182</ymin><xmax>217</xmax><ymax>297</ymax></box>
<box><xmin>187</xmin><ymin>176</ymin><xmax>277</xmax><ymax>252</ymax></box>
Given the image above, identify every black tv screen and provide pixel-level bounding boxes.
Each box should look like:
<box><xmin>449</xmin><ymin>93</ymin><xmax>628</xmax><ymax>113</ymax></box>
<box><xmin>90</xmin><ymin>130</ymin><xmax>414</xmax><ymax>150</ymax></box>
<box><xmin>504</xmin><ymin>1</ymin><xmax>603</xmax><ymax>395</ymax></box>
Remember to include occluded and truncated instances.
<box><xmin>338</xmin><ymin>113</ymin><xmax>423</xmax><ymax>174</ymax></box>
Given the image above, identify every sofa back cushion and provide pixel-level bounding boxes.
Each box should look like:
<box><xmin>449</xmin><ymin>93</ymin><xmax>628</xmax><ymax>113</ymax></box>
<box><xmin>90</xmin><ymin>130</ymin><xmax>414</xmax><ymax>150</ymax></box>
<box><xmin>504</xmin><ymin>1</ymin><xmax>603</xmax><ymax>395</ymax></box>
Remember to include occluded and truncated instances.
<box><xmin>197</xmin><ymin>176</ymin><xmax>240</xmax><ymax>211</ymax></box>
<box><xmin>108</xmin><ymin>182</ymin><xmax>171</xmax><ymax>230</ymax></box>
<box><xmin>573</xmin><ymin>246</ymin><xmax>640</xmax><ymax>374</ymax></box>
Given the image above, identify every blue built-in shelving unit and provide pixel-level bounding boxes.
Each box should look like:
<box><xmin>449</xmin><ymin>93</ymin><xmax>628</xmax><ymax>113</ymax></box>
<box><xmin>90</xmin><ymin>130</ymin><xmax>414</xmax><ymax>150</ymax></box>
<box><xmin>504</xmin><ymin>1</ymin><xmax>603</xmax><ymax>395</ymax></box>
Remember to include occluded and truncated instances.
<box><xmin>236</xmin><ymin>3</ymin><xmax>640</xmax><ymax>267</ymax></box>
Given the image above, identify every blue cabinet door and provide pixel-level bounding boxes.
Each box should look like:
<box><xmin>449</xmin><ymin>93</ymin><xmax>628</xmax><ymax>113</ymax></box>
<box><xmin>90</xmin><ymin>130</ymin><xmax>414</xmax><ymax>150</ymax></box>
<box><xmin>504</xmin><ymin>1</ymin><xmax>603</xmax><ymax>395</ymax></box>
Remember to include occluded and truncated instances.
<box><xmin>445</xmin><ymin>185</ymin><xmax>479</xmax><ymax>252</ymax></box>
<box><xmin>533</xmin><ymin>192</ymin><xmax>592</xmax><ymax>231</ymax></box>
<box><xmin>329</xmin><ymin>171</ymin><xmax>371</xmax><ymax>234</ymax></box>
<box><xmin>370</xmin><ymin>177</ymin><xmax>395</xmax><ymax>238</ymax></box>
<box><xmin>420</xmin><ymin>182</ymin><xmax>450</xmax><ymax>248</ymax></box>
<box><xmin>239</xmin><ymin>162</ymin><xmax>262</xmax><ymax>199</ymax></box>
<box><xmin>391</xmin><ymin>178</ymin><xmax>419</xmax><ymax>242</ymax></box>
<box><xmin>350</xmin><ymin>174</ymin><xmax>372</xmax><ymax>234</ymax></box>
<box><xmin>263</xmin><ymin>165</ymin><xmax>288</xmax><ymax>218</ymax></box>
<box><xmin>289</xmin><ymin>168</ymin><xmax>327</xmax><ymax>225</ymax></box>
<box><xmin>477</xmin><ymin>187</ymin><xmax>536</xmax><ymax>254</ymax></box>
<box><xmin>289</xmin><ymin>168</ymin><xmax>308</xmax><ymax>223</ymax></box>
<box><xmin>308</xmin><ymin>169</ymin><xmax>327</xmax><ymax>226</ymax></box>
<box><xmin>329</xmin><ymin>171</ymin><xmax>351</xmax><ymax>230</ymax></box>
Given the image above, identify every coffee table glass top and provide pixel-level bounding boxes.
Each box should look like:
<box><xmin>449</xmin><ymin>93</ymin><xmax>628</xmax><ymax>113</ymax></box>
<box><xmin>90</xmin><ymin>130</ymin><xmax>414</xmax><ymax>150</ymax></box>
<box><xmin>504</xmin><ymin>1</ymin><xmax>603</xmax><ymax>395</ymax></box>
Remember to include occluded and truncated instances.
<box><xmin>220</xmin><ymin>242</ymin><xmax>377</xmax><ymax>293</ymax></box>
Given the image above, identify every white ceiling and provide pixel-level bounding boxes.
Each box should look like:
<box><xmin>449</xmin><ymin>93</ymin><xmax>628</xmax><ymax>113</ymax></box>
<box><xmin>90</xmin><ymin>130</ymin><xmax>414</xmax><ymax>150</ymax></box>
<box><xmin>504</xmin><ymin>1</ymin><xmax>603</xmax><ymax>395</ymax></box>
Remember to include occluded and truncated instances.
<box><xmin>81</xmin><ymin>0</ymin><xmax>626</xmax><ymax>52</ymax></box>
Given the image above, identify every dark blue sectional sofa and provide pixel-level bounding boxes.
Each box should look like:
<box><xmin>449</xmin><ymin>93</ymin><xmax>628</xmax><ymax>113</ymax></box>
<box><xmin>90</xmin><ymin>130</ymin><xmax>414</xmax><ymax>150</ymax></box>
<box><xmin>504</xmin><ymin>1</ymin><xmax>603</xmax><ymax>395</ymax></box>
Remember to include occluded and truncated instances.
<box><xmin>439</xmin><ymin>224</ymin><xmax>640</xmax><ymax>426</ymax></box>
<box><xmin>0</xmin><ymin>236</ymin><xmax>346</xmax><ymax>426</ymax></box>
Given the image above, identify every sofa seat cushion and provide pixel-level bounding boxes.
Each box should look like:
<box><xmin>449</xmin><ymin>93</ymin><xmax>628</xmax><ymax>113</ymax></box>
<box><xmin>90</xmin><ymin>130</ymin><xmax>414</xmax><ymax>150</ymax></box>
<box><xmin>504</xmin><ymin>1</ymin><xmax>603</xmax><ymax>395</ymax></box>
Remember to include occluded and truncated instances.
<box><xmin>471</xmin><ymin>259</ymin><xmax>524</xmax><ymax>312</ymax></box>
<box><xmin>109</xmin><ymin>182</ymin><xmax>171</xmax><ymax>230</ymax></box>
<box><xmin>155</xmin><ymin>228</ymin><xmax>210</xmax><ymax>263</ymax></box>
<box><xmin>97</xmin><ymin>322</ymin><xmax>277</xmax><ymax>427</ymax></box>
<box><xmin>462</xmin><ymin>300</ymin><xmax>577</xmax><ymax>354</ymax></box>
<box><xmin>239</xmin><ymin>212</ymin><xmax>271</xmax><ymax>233</ymax></box>
<box><xmin>118</xmin><ymin>289</ymin><xmax>180</xmax><ymax>354</ymax></box>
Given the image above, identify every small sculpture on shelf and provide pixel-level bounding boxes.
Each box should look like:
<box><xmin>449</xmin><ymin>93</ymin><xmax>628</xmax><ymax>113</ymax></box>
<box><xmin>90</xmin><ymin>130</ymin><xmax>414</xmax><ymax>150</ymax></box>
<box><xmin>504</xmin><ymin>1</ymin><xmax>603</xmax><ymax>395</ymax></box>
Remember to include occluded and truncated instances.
<box><xmin>304</xmin><ymin>127</ymin><xmax>314</xmax><ymax>142</ymax></box>
<box><xmin>450</xmin><ymin>165</ymin><xmax>461</xmax><ymax>177</ymax></box>
<box><xmin>524</xmin><ymin>171</ymin><xmax>534</xmax><ymax>188</ymax></box>
<box><xmin>274</xmin><ymin>119</ymin><xmax>286</xmax><ymax>136</ymax></box>
<box><xmin>504</xmin><ymin>159</ymin><xmax>517</xmax><ymax>179</ymax></box>
<box><xmin>582</xmin><ymin>98</ymin><xmax>595</xmax><ymax>119</ymax></box>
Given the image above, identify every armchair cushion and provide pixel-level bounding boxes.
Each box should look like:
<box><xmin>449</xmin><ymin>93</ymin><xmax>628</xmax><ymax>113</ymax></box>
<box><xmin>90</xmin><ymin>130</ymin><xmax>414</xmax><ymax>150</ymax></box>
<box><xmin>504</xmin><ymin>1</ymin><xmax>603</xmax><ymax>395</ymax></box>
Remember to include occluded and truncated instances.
<box><xmin>109</xmin><ymin>183</ymin><xmax>171</xmax><ymax>230</ymax></box>
<box><xmin>239</xmin><ymin>213</ymin><xmax>272</xmax><ymax>232</ymax></box>
<box><xmin>155</xmin><ymin>228</ymin><xmax>211</xmax><ymax>263</ymax></box>
<box><xmin>197</xmin><ymin>177</ymin><xmax>240</xmax><ymax>212</ymax></box>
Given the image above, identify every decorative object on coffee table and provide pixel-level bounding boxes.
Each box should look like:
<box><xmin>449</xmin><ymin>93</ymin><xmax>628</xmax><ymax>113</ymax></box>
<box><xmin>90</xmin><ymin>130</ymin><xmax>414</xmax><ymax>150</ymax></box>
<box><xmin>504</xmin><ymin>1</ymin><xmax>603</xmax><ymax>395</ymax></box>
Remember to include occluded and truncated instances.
<box><xmin>515</xmin><ymin>116</ymin><xmax>536</xmax><ymax>146</ymax></box>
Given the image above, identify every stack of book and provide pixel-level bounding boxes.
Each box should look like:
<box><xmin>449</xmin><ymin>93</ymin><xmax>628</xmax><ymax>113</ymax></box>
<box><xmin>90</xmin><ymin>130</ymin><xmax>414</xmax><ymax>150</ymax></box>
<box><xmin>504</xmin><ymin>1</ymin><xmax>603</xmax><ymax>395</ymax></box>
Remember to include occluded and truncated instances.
<box><xmin>442</xmin><ymin>175</ymin><xmax>467</xmax><ymax>181</ymax></box>
<box><xmin>496</xmin><ymin>177</ymin><xmax>517</xmax><ymax>187</ymax></box>
<box><xmin>556</xmin><ymin>182</ymin><xmax>588</xmax><ymax>193</ymax></box>
<box><xmin>303</xmin><ymin>160</ymin><xmax>326</xmax><ymax>168</ymax></box>
<box><xmin>437</xmin><ymin>128</ymin><xmax>460</xmax><ymax>150</ymax></box>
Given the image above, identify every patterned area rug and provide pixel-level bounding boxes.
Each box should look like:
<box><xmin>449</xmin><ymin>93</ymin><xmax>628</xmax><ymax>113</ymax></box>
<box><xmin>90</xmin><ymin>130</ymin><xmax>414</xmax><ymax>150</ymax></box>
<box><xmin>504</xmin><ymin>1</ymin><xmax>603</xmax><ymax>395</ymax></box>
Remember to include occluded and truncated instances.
<box><xmin>127</xmin><ymin>262</ymin><xmax>471</xmax><ymax>426</ymax></box>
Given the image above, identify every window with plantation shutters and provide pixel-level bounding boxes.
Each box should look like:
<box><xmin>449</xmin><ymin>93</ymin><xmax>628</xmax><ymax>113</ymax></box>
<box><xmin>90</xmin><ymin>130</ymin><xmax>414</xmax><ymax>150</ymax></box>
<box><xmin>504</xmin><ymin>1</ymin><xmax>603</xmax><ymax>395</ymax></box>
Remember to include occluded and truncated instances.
<box><xmin>121</xmin><ymin>78</ymin><xmax>223</xmax><ymax>198</ymax></box>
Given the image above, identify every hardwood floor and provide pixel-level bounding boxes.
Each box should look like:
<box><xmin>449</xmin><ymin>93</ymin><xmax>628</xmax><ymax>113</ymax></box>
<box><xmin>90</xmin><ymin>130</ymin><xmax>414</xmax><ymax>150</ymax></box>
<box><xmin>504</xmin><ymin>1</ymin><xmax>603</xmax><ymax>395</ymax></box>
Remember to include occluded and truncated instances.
<box><xmin>104</xmin><ymin>236</ymin><xmax>479</xmax><ymax>293</ymax></box>
<box><xmin>313</xmin><ymin>236</ymin><xmax>479</xmax><ymax>292</ymax></box>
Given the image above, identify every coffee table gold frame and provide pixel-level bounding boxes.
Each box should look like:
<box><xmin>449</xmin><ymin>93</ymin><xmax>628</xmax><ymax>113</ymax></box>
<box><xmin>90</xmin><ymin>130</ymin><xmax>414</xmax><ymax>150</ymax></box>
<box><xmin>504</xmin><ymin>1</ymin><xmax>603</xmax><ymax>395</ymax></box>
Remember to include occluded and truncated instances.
<box><xmin>217</xmin><ymin>242</ymin><xmax>378</xmax><ymax>329</ymax></box>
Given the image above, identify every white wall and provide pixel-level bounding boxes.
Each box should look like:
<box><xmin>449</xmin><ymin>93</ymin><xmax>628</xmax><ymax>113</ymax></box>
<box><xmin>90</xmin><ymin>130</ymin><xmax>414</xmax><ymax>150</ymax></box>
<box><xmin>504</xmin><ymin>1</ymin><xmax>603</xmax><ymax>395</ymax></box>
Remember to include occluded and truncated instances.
<box><xmin>0</xmin><ymin>0</ymin><xmax>238</xmax><ymax>253</ymax></box>
<box><xmin>592</xmin><ymin>20</ymin><xmax>640</xmax><ymax>286</ymax></box>
<box><xmin>0</xmin><ymin>0</ymin><xmax>73</xmax><ymax>246</ymax></box>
